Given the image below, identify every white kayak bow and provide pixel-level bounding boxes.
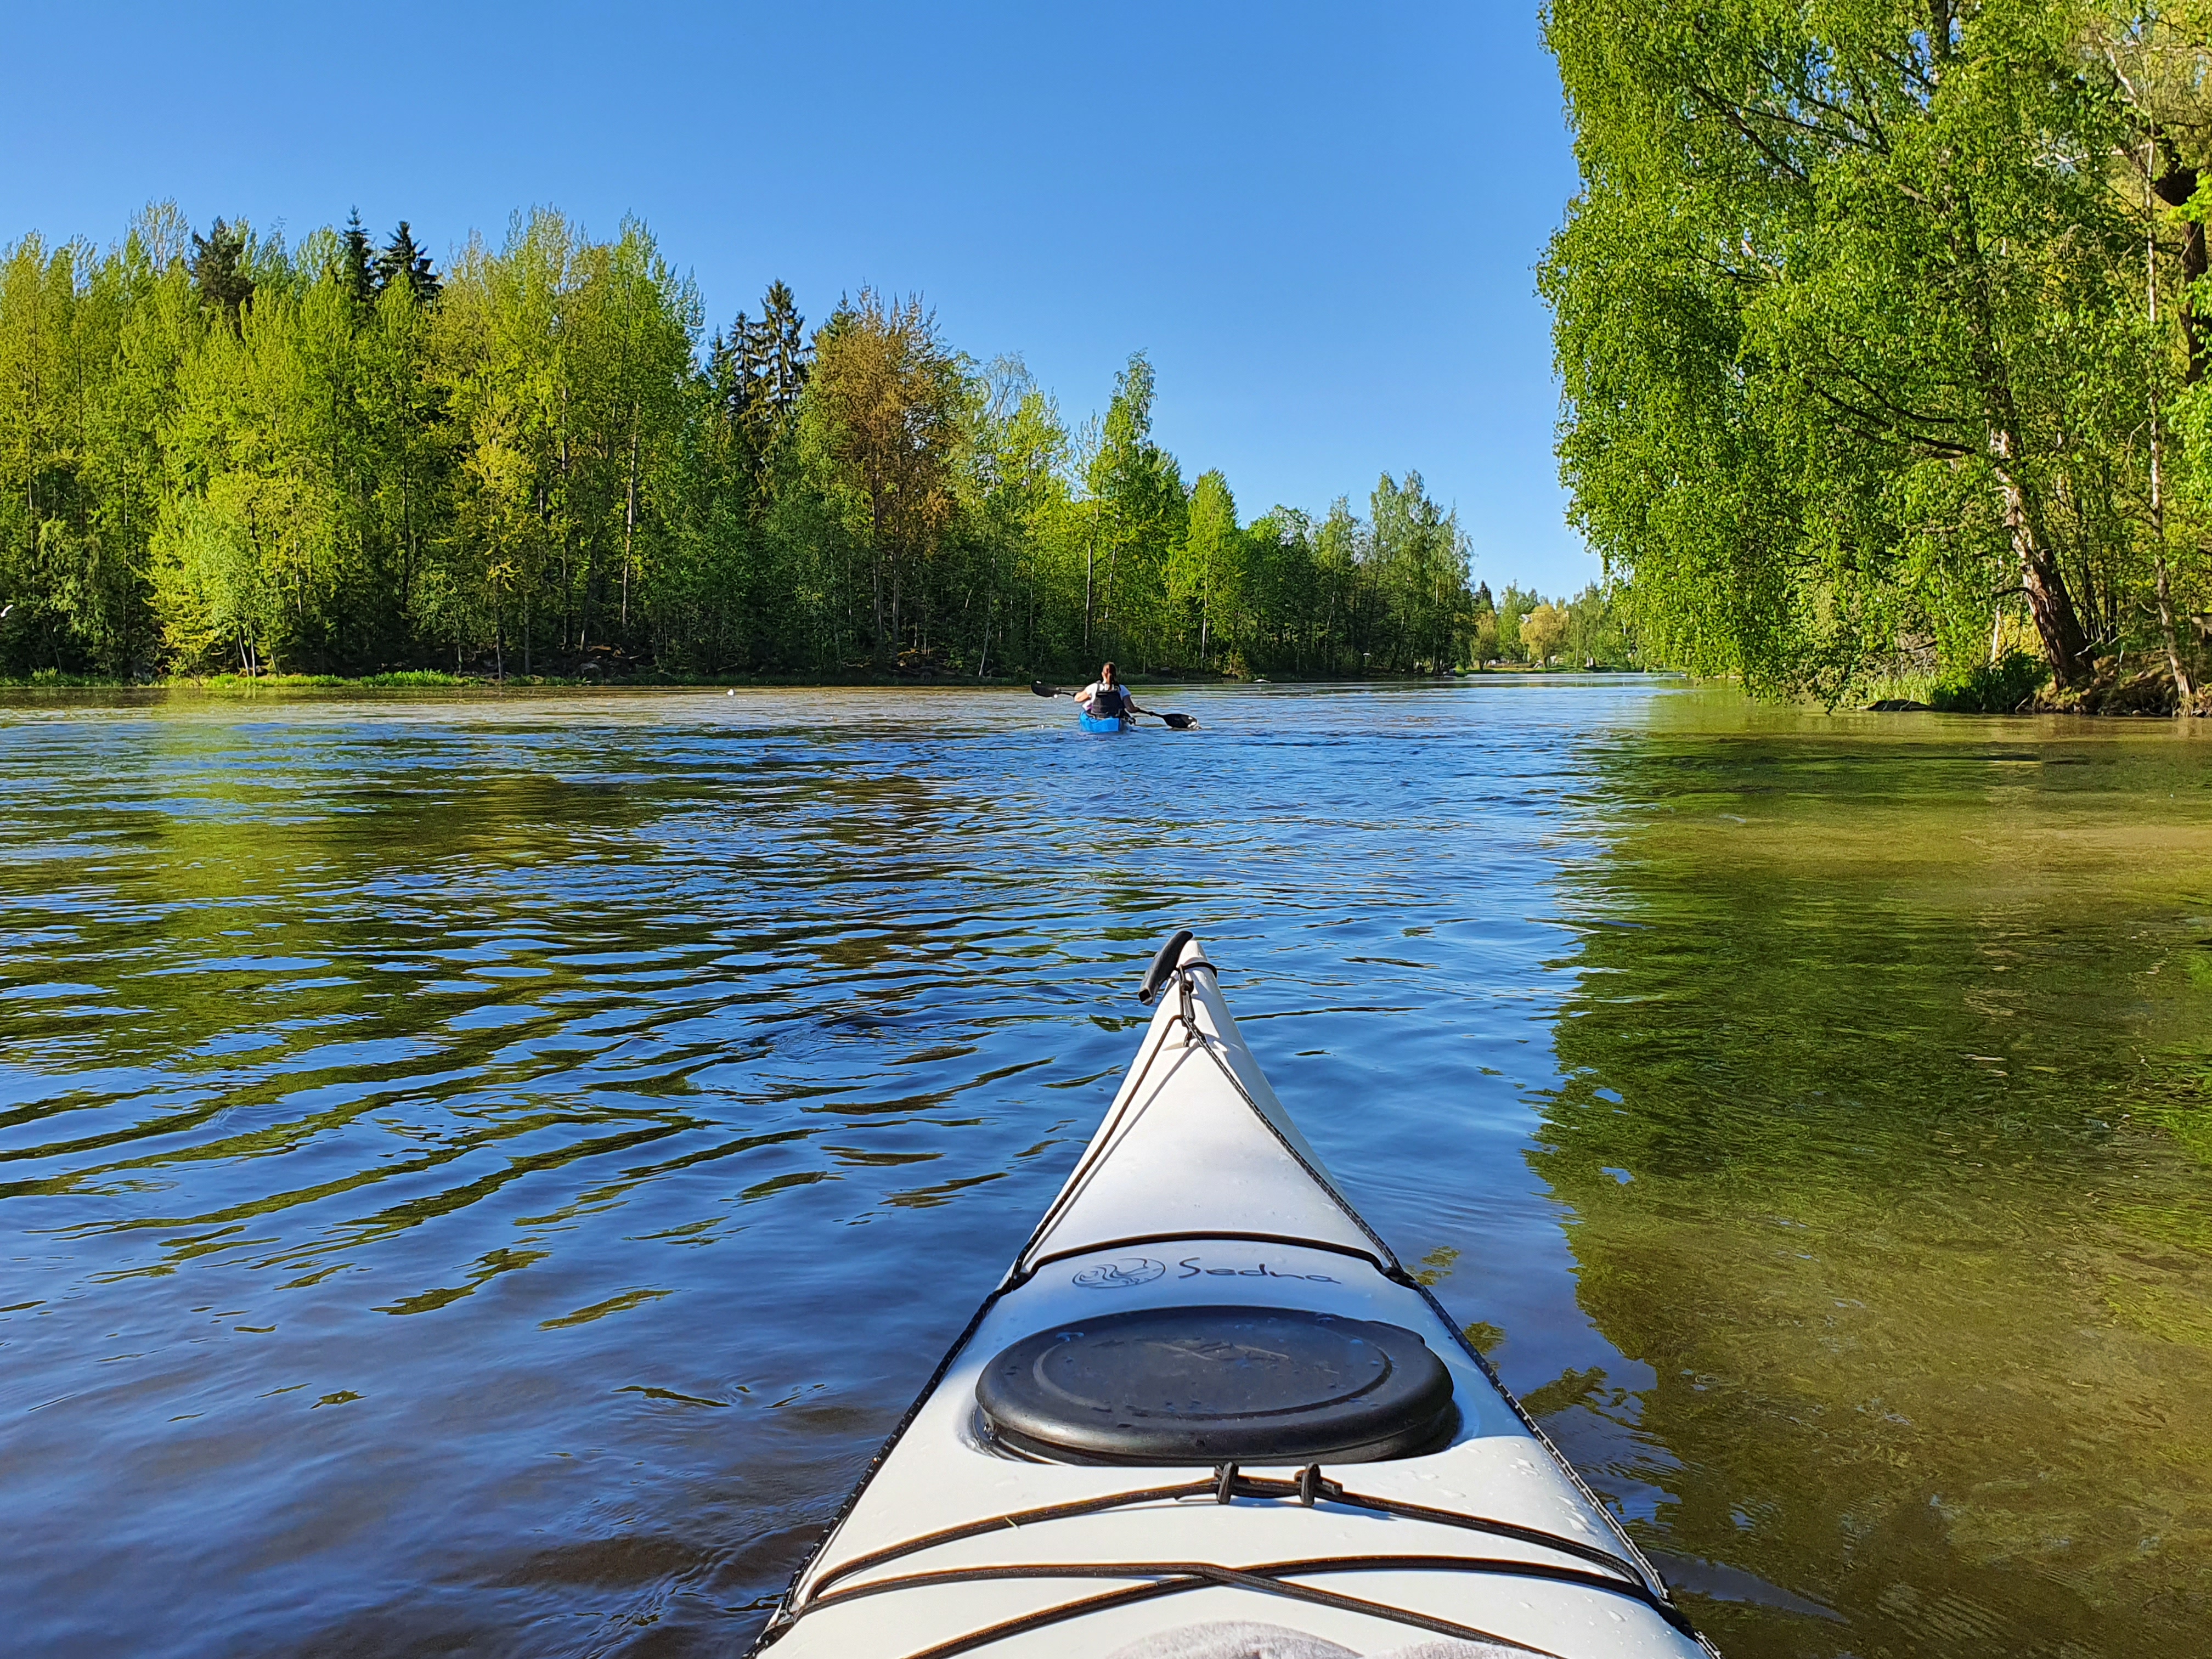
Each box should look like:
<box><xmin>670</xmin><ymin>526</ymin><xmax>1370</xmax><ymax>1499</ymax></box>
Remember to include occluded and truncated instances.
<box><xmin>752</xmin><ymin>933</ymin><xmax>1713</xmax><ymax>1659</ymax></box>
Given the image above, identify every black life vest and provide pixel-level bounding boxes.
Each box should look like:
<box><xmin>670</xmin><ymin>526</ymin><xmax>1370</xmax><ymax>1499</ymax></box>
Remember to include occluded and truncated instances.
<box><xmin>1092</xmin><ymin>684</ymin><xmax>1128</xmax><ymax>718</ymax></box>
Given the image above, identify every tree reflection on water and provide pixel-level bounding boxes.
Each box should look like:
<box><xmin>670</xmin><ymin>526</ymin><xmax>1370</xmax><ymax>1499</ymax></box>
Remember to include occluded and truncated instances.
<box><xmin>1535</xmin><ymin>717</ymin><xmax>2212</xmax><ymax>1657</ymax></box>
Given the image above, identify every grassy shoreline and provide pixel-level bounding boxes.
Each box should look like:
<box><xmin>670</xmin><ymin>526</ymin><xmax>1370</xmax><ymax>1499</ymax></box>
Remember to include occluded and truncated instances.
<box><xmin>0</xmin><ymin>665</ymin><xmax>1662</xmax><ymax>693</ymax></box>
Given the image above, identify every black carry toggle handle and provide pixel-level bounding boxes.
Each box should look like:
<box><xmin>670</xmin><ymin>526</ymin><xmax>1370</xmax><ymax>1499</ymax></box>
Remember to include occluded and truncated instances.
<box><xmin>1137</xmin><ymin>929</ymin><xmax>1197</xmax><ymax>1005</ymax></box>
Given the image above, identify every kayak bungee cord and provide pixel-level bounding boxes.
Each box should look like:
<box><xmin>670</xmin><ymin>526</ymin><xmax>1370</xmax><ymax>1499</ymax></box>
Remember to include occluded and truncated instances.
<box><xmin>786</xmin><ymin>1463</ymin><xmax>1685</xmax><ymax>1622</ymax></box>
<box><xmin>802</xmin><ymin>1559</ymin><xmax>1581</xmax><ymax>1659</ymax></box>
<box><xmin>761</xmin><ymin>1446</ymin><xmax>1691</xmax><ymax>1655</ymax></box>
<box><xmin>804</xmin><ymin>1468</ymin><xmax>1657</xmax><ymax>1597</ymax></box>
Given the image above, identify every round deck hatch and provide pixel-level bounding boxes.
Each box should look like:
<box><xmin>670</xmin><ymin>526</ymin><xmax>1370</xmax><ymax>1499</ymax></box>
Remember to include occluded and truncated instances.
<box><xmin>976</xmin><ymin>1304</ymin><xmax>1458</xmax><ymax>1465</ymax></box>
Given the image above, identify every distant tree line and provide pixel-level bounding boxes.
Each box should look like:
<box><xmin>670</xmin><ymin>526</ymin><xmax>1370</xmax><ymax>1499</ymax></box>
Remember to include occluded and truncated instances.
<box><xmin>1545</xmin><ymin>0</ymin><xmax>2212</xmax><ymax>709</ymax></box>
<box><xmin>0</xmin><ymin>204</ymin><xmax>1620</xmax><ymax>683</ymax></box>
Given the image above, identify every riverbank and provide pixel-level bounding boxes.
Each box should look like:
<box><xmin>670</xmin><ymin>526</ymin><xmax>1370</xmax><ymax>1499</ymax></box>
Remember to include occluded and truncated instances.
<box><xmin>15</xmin><ymin>663</ymin><xmax>2211</xmax><ymax>720</ymax></box>
<box><xmin>0</xmin><ymin>664</ymin><xmax>1663</xmax><ymax>693</ymax></box>
<box><xmin>1866</xmin><ymin>658</ymin><xmax>2212</xmax><ymax>718</ymax></box>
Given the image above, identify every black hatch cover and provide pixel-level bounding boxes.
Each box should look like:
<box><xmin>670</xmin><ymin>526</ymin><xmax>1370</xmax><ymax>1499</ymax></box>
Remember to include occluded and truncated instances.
<box><xmin>976</xmin><ymin>1304</ymin><xmax>1458</xmax><ymax>1465</ymax></box>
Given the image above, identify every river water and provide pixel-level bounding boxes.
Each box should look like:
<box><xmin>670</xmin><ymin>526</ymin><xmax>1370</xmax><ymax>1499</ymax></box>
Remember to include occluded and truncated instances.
<box><xmin>3</xmin><ymin>680</ymin><xmax>2208</xmax><ymax>1658</ymax></box>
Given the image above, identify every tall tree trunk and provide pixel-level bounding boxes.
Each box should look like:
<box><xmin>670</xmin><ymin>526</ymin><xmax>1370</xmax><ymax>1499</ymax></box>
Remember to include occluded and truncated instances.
<box><xmin>866</xmin><ymin>476</ymin><xmax>890</xmax><ymax>665</ymax></box>
<box><xmin>1199</xmin><ymin>546</ymin><xmax>1210</xmax><ymax>668</ymax></box>
<box><xmin>1990</xmin><ymin>448</ymin><xmax>2090</xmax><ymax>685</ymax></box>
<box><xmin>2148</xmin><ymin>138</ymin><xmax>2196</xmax><ymax>706</ymax></box>
<box><xmin>2153</xmin><ymin>151</ymin><xmax>2208</xmax><ymax>385</ymax></box>
<box><xmin>2153</xmin><ymin>548</ymin><xmax>2191</xmax><ymax>706</ymax></box>
<box><xmin>1951</xmin><ymin>177</ymin><xmax>2091</xmax><ymax>689</ymax></box>
<box><xmin>400</xmin><ymin>459</ymin><xmax>415</xmax><ymax>625</ymax></box>
<box><xmin>559</xmin><ymin>387</ymin><xmax>574</xmax><ymax>653</ymax></box>
<box><xmin>623</xmin><ymin>407</ymin><xmax>639</xmax><ymax>631</ymax></box>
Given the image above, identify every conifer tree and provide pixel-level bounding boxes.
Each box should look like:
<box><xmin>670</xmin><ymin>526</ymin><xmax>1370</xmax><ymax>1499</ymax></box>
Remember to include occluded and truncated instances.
<box><xmin>755</xmin><ymin>280</ymin><xmax>810</xmax><ymax>420</ymax></box>
<box><xmin>374</xmin><ymin>222</ymin><xmax>440</xmax><ymax>304</ymax></box>
<box><xmin>341</xmin><ymin>210</ymin><xmax>376</xmax><ymax>307</ymax></box>
<box><xmin>189</xmin><ymin>218</ymin><xmax>253</xmax><ymax>324</ymax></box>
<box><xmin>712</xmin><ymin>281</ymin><xmax>813</xmax><ymax>510</ymax></box>
<box><xmin>720</xmin><ymin>283</ymin><xmax>811</xmax><ymax>432</ymax></box>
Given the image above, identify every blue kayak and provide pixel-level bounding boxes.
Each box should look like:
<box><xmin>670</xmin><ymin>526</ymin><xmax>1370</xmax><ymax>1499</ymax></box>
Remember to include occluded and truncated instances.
<box><xmin>1077</xmin><ymin>711</ymin><xmax>1132</xmax><ymax>733</ymax></box>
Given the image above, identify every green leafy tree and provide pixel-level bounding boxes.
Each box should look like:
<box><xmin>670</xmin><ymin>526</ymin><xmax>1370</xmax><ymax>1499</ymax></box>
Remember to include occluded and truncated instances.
<box><xmin>1084</xmin><ymin>352</ymin><xmax>1187</xmax><ymax>666</ymax></box>
<box><xmin>1496</xmin><ymin>582</ymin><xmax>1538</xmax><ymax>664</ymax></box>
<box><xmin>0</xmin><ymin>200</ymin><xmax>1538</xmax><ymax>687</ymax></box>
<box><xmin>956</xmin><ymin>355</ymin><xmax>1076</xmax><ymax>679</ymax></box>
<box><xmin>428</xmin><ymin>210</ymin><xmax>696</xmax><ymax>672</ymax></box>
<box><xmin>1564</xmin><ymin>582</ymin><xmax>1637</xmax><ymax>667</ymax></box>
<box><xmin>798</xmin><ymin>290</ymin><xmax>964</xmax><ymax>665</ymax></box>
<box><xmin>1522</xmin><ymin>601</ymin><xmax>1568</xmax><ymax>667</ymax></box>
<box><xmin>1542</xmin><ymin>0</ymin><xmax>2193</xmax><ymax>702</ymax></box>
<box><xmin>1367</xmin><ymin>471</ymin><xmax>1472</xmax><ymax>672</ymax></box>
<box><xmin>1470</xmin><ymin>581</ymin><xmax>1500</xmax><ymax>664</ymax></box>
<box><xmin>1175</xmin><ymin>469</ymin><xmax>1239</xmax><ymax>670</ymax></box>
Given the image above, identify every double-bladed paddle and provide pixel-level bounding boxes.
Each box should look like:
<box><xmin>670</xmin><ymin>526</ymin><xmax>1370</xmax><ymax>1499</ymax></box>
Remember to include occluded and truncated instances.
<box><xmin>1030</xmin><ymin>680</ymin><xmax>1198</xmax><ymax>730</ymax></box>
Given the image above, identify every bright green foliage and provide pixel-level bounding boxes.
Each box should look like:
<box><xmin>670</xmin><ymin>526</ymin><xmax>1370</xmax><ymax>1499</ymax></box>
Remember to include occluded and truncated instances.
<box><xmin>953</xmin><ymin>357</ymin><xmax>1078</xmax><ymax>678</ymax></box>
<box><xmin>0</xmin><ymin>207</ymin><xmax>200</xmax><ymax>676</ymax></box>
<box><xmin>1523</xmin><ymin>602</ymin><xmax>1570</xmax><ymax>667</ymax></box>
<box><xmin>1562</xmin><ymin>582</ymin><xmax>1638</xmax><ymax>667</ymax></box>
<box><xmin>793</xmin><ymin>290</ymin><xmax>966</xmax><ymax>667</ymax></box>
<box><xmin>1460</xmin><ymin>579</ymin><xmax>1641</xmax><ymax>669</ymax></box>
<box><xmin>1367</xmin><ymin>472</ymin><xmax>1472</xmax><ymax>672</ymax></box>
<box><xmin>1494</xmin><ymin>583</ymin><xmax>1539</xmax><ymax>663</ymax></box>
<box><xmin>1543</xmin><ymin>0</ymin><xmax>2212</xmax><ymax>702</ymax></box>
<box><xmin>1</xmin><ymin>203</ymin><xmax>1491</xmax><ymax>681</ymax></box>
<box><xmin>1175</xmin><ymin>470</ymin><xmax>1238</xmax><ymax>670</ymax></box>
<box><xmin>1084</xmin><ymin>353</ymin><xmax>1189</xmax><ymax>664</ymax></box>
<box><xmin>426</xmin><ymin>210</ymin><xmax>698</xmax><ymax>675</ymax></box>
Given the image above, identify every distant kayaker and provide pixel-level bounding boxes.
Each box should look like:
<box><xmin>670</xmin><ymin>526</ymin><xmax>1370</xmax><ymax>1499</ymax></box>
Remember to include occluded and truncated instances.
<box><xmin>1075</xmin><ymin>662</ymin><xmax>1150</xmax><ymax>723</ymax></box>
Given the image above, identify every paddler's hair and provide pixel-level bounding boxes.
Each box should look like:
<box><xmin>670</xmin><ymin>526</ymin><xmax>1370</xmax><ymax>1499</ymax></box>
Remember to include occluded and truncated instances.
<box><xmin>1099</xmin><ymin>661</ymin><xmax>1118</xmax><ymax>681</ymax></box>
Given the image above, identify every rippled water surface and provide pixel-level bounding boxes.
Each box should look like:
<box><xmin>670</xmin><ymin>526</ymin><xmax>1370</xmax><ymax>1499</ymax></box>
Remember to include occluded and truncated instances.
<box><xmin>4</xmin><ymin>681</ymin><xmax>2210</xmax><ymax>1658</ymax></box>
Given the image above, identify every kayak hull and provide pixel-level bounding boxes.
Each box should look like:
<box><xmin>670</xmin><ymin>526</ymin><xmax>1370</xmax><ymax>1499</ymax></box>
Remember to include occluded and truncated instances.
<box><xmin>1077</xmin><ymin>711</ymin><xmax>1133</xmax><ymax>733</ymax></box>
<box><xmin>754</xmin><ymin>936</ymin><xmax>1713</xmax><ymax>1659</ymax></box>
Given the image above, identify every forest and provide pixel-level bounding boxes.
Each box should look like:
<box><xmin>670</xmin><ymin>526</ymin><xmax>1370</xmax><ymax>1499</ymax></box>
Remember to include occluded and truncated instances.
<box><xmin>1545</xmin><ymin>0</ymin><xmax>2212</xmax><ymax>711</ymax></box>
<box><xmin>0</xmin><ymin>204</ymin><xmax>1620</xmax><ymax>684</ymax></box>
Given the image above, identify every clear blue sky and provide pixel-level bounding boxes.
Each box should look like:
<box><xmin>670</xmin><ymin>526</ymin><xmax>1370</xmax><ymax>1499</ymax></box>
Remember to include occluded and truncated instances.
<box><xmin>2</xmin><ymin>1</ymin><xmax>1595</xmax><ymax>596</ymax></box>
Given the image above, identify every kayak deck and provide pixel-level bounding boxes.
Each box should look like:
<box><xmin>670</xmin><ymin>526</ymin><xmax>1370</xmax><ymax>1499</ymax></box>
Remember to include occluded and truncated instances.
<box><xmin>1078</xmin><ymin>711</ymin><xmax>1133</xmax><ymax>733</ymax></box>
<box><xmin>754</xmin><ymin>936</ymin><xmax>1711</xmax><ymax>1658</ymax></box>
